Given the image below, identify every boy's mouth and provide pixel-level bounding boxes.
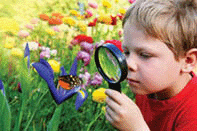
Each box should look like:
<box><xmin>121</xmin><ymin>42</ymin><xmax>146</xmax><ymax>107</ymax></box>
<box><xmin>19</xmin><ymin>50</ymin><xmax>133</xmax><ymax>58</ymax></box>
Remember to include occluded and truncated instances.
<box><xmin>126</xmin><ymin>78</ymin><xmax>140</xmax><ymax>83</ymax></box>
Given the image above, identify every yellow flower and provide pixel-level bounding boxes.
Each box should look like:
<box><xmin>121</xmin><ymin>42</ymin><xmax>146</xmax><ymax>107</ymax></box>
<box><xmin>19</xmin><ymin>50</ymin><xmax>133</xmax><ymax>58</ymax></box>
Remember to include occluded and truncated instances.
<box><xmin>46</xmin><ymin>29</ymin><xmax>56</xmax><ymax>36</ymax></box>
<box><xmin>77</xmin><ymin>15</ymin><xmax>85</xmax><ymax>20</ymax></box>
<box><xmin>11</xmin><ymin>48</ymin><xmax>23</xmax><ymax>57</ymax></box>
<box><xmin>69</xmin><ymin>10</ymin><xmax>79</xmax><ymax>16</ymax></box>
<box><xmin>0</xmin><ymin>17</ymin><xmax>19</xmax><ymax>34</ymax></box>
<box><xmin>102</xmin><ymin>0</ymin><xmax>112</xmax><ymax>8</ymax></box>
<box><xmin>0</xmin><ymin>4</ymin><xmax>3</xmax><ymax>9</ymax></box>
<box><xmin>63</xmin><ymin>17</ymin><xmax>76</xmax><ymax>26</ymax></box>
<box><xmin>4</xmin><ymin>37</ymin><xmax>15</xmax><ymax>49</ymax></box>
<box><xmin>77</xmin><ymin>22</ymin><xmax>87</xmax><ymax>32</ymax></box>
<box><xmin>98</xmin><ymin>15</ymin><xmax>112</xmax><ymax>25</ymax></box>
<box><xmin>115</xmin><ymin>0</ymin><xmax>119</xmax><ymax>2</ymax></box>
<box><xmin>4</xmin><ymin>42</ymin><xmax>15</xmax><ymax>49</ymax></box>
<box><xmin>119</xmin><ymin>8</ymin><xmax>126</xmax><ymax>15</ymax></box>
<box><xmin>88</xmin><ymin>88</ymin><xmax>92</xmax><ymax>92</ymax></box>
<box><xmin>102</xmin><ymin>106</ymin><xmax>106</xmax><ymax>113</ymax></box>
<box><xmin>92</xmin><ymin>88</ymin><xmax>107</xmax><ymax>103</ymax></box>
<box><xmin>48</xmin><ymin>60</ymin><xmax>60</xmax><ymax>73</ymax></box>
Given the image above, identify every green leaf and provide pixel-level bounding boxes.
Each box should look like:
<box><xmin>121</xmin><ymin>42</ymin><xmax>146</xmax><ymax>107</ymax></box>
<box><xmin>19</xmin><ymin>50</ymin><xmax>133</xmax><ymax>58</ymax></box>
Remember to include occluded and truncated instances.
<box><xmin>0</xmin><ymin>92</ymin><xmax>11</xmax><ymax>131</ymax></box>
<box><xmin>47</xmin><ymin>104</ymin><xmax>63</xmax><ymax>131</ymax></box>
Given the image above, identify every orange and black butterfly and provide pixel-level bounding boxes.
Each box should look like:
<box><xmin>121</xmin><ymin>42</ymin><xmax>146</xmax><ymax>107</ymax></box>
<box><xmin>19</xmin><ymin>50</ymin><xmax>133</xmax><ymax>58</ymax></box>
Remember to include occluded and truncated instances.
<box><xmin>58</xmin><ymin>75</ymin><xmax>83</xmax><ymax>90</ymax></box>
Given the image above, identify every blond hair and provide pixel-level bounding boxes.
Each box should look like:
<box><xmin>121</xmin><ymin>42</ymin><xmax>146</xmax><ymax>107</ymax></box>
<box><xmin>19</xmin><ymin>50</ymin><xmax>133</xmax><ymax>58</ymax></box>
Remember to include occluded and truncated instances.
<box><xmin>123</xmin><ymin>0</ymin><xmax>197</xmax><ymax>61</ymax></box>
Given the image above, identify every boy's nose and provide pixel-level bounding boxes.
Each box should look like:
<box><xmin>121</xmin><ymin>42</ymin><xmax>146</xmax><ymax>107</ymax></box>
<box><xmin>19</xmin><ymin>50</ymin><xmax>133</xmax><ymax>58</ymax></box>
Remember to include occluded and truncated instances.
<box><xmin>126</xmin><ymin>57</ymin><xmax>137</xmax><ymax>72</ymax></box>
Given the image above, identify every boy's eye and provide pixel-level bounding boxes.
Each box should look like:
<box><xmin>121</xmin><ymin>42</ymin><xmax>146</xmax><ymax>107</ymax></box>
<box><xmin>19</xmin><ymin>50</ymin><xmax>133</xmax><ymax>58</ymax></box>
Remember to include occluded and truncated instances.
<box><xmin>139</xmin><ymin>52</ymin><xmax>152</xmax><ymax>59</ymax></box>
<box><xmin>123</xmin><ymin>50</ymin><xmax>130</xmax><ymax>56</ymax></box>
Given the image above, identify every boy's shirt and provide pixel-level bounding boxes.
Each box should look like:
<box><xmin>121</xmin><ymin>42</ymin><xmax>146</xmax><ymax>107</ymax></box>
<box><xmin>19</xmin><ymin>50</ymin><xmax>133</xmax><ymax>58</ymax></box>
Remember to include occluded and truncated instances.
<box><xmin>136</xmin><ymin>72</ymin><xmax>197</xmax><ymax>131</ymax></box>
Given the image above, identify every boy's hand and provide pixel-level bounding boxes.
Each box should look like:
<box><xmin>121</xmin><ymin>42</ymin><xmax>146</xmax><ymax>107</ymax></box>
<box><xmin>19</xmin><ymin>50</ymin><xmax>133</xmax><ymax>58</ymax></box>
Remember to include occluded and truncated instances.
<box><xmin>105</xmin><ymin>89</ymin><xmax>150</xmax><ymax>131</ymax></box>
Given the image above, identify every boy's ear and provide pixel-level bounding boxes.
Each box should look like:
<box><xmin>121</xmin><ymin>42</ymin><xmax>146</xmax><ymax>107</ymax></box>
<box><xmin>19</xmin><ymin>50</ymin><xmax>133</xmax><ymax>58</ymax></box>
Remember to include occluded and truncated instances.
<box><xmin>181</xmin><ymin>48</ymin><xmax>197</xmax><ymax>73</ymax></box>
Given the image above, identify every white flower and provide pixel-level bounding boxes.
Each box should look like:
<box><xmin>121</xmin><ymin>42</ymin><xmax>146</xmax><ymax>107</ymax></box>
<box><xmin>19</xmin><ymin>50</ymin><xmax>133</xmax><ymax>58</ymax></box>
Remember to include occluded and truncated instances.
<box><xmin>50</xmin><ymin>49</ymin><xmax>57</xmax><ymax>56</ymax></box>
<box><xmin>23</xmin><ymin>42</ymin><xmax>39</xmax><ymax>51</ymax></box>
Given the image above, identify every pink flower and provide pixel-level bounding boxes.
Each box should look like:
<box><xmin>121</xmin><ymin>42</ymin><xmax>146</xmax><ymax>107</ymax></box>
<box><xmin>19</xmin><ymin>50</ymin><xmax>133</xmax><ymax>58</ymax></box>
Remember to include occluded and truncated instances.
<box><xmin>77</xmin><ymin>51</ymin><xmax>91</xmax><ymax>66</ymax></box>
<box><xmin>88</xmin><ymin>2</ymin><xmax>98</xmax><ymax>9</ymax></box>
<box><xmin>40</xmin><ymin>48</ymin><xmax>50</xmax><ymax>58</ymax></box>
<box><xmin>95</xmin><ymin>40</ymin><xmax>105</xmax><ymax>49</ymax></box>
<box><xmin>18</xmin><ymin>30</ymin><xmax>30</xmax><ymax>38</ymax></box>
<box><xmin>79</xmin><ymin>70</ymin><xmax>91</xmax><ymax>89</ymax></box>
<box><xmin>85</xmin><ymin>9</ymin><xmax>93</xmax><ymax>18</ymax></box>
<box><xmin>31</xmin><ymin>18</ymin><xmax>40</xmax><ymax>24</ymax></box>
<box><xmin>52</xmin><ymin>26</ymin><xmax>60</xmax><ymax>32</ymax></box>
<box><xmin>80</xmin><ymin>42</ymin><xmax>94</xmax><ymax>54</ymax></box>
<box><xmin>118</xmin><ymin>30</ymin><xmax>122</xmax><ymax>37</ymax></box>
<box><xmin>128</xmin><ymin>0</ymin><xmax>136</xmax><ymax>4</ymax></box>
<box><xmin>90</xmin><ymin>72</ymin><xmax>103</xmax><ymax>86</ymax></box>
<box><xmin>25</xmin><ymin>24</ymin><xmax>34</xmax><ymax>30</ymax></box>
<box><xmin>70</xmin><ymin>39</ymin><xmax>79</xmax><ymax>46</ymax></box>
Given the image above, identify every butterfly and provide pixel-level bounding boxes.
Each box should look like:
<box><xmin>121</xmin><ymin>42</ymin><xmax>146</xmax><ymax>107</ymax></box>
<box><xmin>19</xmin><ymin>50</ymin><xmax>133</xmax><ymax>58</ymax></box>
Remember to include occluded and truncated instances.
<box><xmin>58</xmin><ymin>75</ymin><xmax>83</xmax><ymax>90</ymax></box>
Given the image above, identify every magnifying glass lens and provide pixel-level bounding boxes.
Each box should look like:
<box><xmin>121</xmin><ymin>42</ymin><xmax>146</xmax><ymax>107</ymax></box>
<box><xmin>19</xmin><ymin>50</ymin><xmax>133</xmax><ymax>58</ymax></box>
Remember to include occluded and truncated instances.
<box><xmin>98</xmin><ymin>48</ymin><xmax>121</xmax><ymax>82</ymax></box>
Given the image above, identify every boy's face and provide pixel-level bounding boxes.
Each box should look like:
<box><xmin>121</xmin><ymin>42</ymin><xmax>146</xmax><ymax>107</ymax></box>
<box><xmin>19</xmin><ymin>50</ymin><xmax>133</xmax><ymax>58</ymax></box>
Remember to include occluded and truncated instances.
<box><xmin>123</xmin><ymin>21</ymin><xmax>186</xmax><ymax>95</ymax></box>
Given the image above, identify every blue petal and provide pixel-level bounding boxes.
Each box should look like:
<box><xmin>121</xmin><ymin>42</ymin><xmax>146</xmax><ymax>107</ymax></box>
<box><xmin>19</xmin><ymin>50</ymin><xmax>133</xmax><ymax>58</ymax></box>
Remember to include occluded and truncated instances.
<box><xmin>27</xmin><ymin>55</ymin><xmax>30</xmax><ymax>69</ymax></box>
<box><xmin>54</xmin><ymin>86</ymin><xmax>80</xmax><ymax>104</ymax></box>
<box><xmin>60</xmin><ymin>66</ymin><xmax>67</xmax><ymax>76</ymax></box>
<box><xmin>75</xmin><ymin>90</ymin><xmax>88</xmax><ymax>110</ymax></box>
<box><xmin>0</xmin><ymin>80</ymin><xmax>5</xmax><ymax>96</ymax></box>
<box><xmin>24</xmin><ymin>43</ymin><xmax>30</xmax><ymax>57</ymax></box>
<box><xmin>69</xmin><ymin>57</ymin><xmax>78</xmax><ymax>76</ymax></box>
<box><xmin>39</xmin><ymin>59</ymin><xmax>54</xmax><ymax>78</ymax></box>
<box><xmin>32</xmin><ymin>59</ymin><xmax>54</xmax><ymax>81</ymax></box>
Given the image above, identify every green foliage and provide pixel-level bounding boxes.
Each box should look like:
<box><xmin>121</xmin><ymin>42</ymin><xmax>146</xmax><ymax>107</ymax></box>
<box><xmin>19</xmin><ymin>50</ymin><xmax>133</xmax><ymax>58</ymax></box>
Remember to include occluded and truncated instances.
<box><xmin>0</xmin><ymin>92</ymin><xmax>11</xmax><ymax>131</ymax></box>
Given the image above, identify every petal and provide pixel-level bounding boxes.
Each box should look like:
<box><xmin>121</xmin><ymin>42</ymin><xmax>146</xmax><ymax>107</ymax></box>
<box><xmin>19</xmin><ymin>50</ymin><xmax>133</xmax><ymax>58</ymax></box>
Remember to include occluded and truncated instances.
<box><xmin>54</xmin><ymin>86</ymin><xmax>80</xmax><ymax>104</ymax></box>
<box><xmin>40</xmin><ymin>59</ymin><xmax>54</xmax><ymax>78</ymax></box>
<box><xmin>60</xmin><ymin>66</ymin><xmax>67</xmax><ymax>76</ymax></box>
<box><xmin>24</xmin><ymin>43</ymin><xmax>30</xmax><ymax>57</ymax></box>
<box><xmin>0</xmin><ymin>80</ymin><xmax>5</xmax><ymax>96</ymax></box>
<box><xmin>32</xmin><ymin>63</ymin><xmax>54</xmax><ymax>86</ymax></box>
<box><xmin>32</xmin><ymin>59</ymin><xmax>54</xmax><ymax>81</ymax></box>
<box><xmin>75</xmin><ymin>90</ymin><xmax>88</xmax><ymax>110</ymax></box>
<box><xmin>27</xmin><ymin>55</ymin><xmax>30</xmax><ymax>69</ymax></box>
<box><xmin>69</xmin><ymin>57</ymin><xmax>78</xmax><ymax>76</ymax></box>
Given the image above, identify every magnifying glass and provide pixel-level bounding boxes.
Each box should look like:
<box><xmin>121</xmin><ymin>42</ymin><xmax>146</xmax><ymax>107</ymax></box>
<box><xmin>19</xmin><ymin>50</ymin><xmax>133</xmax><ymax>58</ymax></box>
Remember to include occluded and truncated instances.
<box><xmin>94</xmin><ymin>43</ymin><xmax>128</xmax><ymax>92</ymax></box>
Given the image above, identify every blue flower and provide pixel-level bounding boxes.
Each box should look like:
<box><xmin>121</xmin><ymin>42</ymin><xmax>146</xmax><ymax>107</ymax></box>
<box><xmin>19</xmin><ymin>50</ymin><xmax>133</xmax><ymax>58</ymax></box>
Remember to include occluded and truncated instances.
<box><xmin>24</xmin><ymin>43</ymin><xmax>30</xmax><ymax>69</ymax></box>
<box><xmin>32</xmin><ymin>57</ymin><xmax>88</xmax><ymax>110</ymax></box>
<box><xmin>0</xmin><ymin>80</ymin><xmax>5</xmax><ymax>96</ymax></box>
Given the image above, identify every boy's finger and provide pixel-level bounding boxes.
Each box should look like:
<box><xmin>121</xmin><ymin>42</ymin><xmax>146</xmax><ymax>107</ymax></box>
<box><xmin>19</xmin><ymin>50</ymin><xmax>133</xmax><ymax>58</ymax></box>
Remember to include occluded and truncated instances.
<box><xmin>106</xmin><ymin>97</ymin><xmax>120</xmax><ymax>112</ymax></box>
<box><xmin>105</xmin><ymin>89</ymin><xmax>123</xmax><ymax>105</ymax></box>
<box><xmin>105</xmin><ymin>111</ymin><xmax>113</xmax><ymax>123</ymax></box>
<box><xmin>106</xmin><ymin>105</ymin><xmax>118</xmax><ymax>123</ymax></box>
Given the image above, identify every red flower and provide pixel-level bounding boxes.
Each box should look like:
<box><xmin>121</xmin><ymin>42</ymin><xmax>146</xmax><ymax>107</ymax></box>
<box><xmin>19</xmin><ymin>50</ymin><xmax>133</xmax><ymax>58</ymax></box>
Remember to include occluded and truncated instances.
<box><xmin>88</xmin><ymin>18</ymin><xmax>97</xmax><ymax>26</ymax></box>
<box><xmin>117</xmin><ymin>13</ymin><xmax>123</xmax><ymax>20</ymax></box>
<box><xmin>48</xmin><ymin>17</ymin><xmax>63</xmax><ymax>25</ymax></box>
<box><xmin>74</xmin><ymin>34</ymin><xmax>94</xmax><ymax>44</ymax></box>
<box><xmin>40</xmin><ymin>14</ymin><xmax>50</xmax><ymax>21</ymax></box>
<box><xmin>104</xmin><ymin>40</ymin><xmax>123</xmax><ymax>52</ymax></box>
<box><xmin>111</xmin><ymin>16</ymin><xmax>117</xmax><ymax>25</ymax></box>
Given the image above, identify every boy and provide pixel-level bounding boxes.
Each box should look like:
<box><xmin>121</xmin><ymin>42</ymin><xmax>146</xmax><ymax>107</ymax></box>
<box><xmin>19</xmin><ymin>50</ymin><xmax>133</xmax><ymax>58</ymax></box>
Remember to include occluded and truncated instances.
<box><xmin>105</xmin><ymin>0</ymin><xmax>197</xmax><ymax>130</ymax></box>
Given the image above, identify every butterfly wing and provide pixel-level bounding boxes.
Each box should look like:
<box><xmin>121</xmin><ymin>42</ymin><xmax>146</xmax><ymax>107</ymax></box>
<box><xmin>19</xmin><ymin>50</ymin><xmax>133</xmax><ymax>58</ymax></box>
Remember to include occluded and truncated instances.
<box><xmin>58</xmin><ymin>80</ymin><xmax>71</xmax><ymax>90</ymax></box>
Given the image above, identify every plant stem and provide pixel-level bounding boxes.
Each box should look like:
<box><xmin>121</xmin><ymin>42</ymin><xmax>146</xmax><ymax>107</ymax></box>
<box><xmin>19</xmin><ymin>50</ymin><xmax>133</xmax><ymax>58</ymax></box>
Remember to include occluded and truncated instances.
<box><xmin>24</xmin><ymin>90</ymin><xmax>48</xmax><ymax>131</ymax></box>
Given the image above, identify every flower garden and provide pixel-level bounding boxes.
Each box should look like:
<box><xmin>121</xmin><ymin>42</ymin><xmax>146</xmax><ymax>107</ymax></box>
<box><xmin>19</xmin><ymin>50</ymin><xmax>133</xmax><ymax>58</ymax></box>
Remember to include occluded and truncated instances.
<box><xmin>0</xmin><ymin>0</ymin><xmax>136</xmax><ymax>130</ymax></box>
